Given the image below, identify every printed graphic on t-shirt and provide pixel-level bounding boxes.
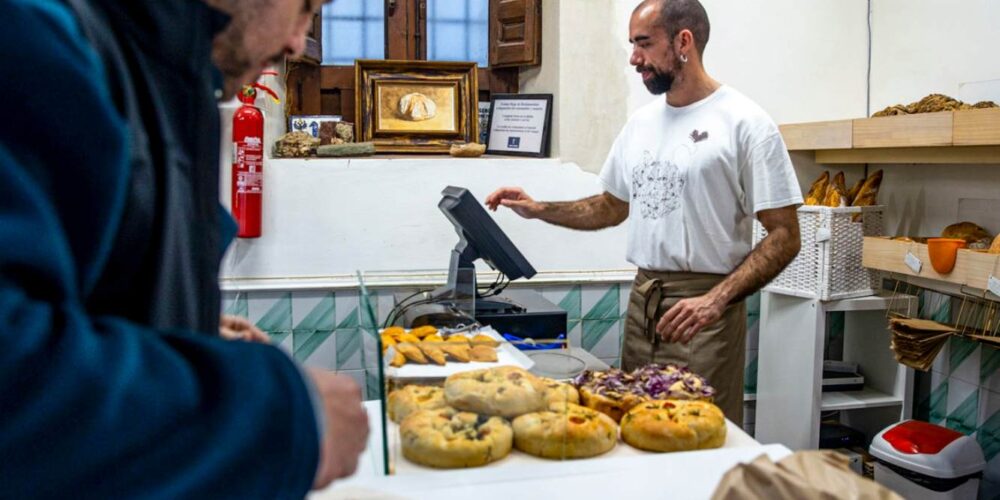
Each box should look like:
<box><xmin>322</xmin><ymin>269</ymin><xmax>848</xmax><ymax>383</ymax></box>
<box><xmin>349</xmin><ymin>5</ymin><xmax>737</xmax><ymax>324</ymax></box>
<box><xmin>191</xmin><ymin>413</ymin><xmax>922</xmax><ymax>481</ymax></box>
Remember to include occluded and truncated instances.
<box><xmin>690</xmin><ymin>129</ymin><xmax>709</xmax><ymax>143</ymax></box>
<box><xmin>631</xmin><ymin>145</ymin><xmax>692</xmax><ymax>220</ymax></box>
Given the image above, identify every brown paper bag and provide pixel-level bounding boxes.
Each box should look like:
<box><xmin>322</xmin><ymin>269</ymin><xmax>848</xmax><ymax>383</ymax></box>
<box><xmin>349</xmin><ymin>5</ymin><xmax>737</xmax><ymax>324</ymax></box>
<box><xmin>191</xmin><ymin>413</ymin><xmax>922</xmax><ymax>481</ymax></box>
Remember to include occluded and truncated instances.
<box><xmin>712</xmin><ymin>451</ymin><xmax>902</xmax><ymax>500</ymax></box>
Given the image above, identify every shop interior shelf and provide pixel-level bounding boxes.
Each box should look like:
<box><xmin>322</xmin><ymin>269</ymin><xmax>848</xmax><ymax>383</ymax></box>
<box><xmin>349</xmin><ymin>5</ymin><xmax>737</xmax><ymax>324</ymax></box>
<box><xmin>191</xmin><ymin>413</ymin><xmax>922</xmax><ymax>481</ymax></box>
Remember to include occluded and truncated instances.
<box><xmin>821</xmin><ymin>387</ymin><xmax>905</xmax><ymax>412</ymax></box>
<box><xmin>779</xmin><ymin>108</ymin><xmax>1000</xmax><ymax>164</ymax></box>
<box><xmin>863</xmin><ymin>236</ymin><xmax>1000</xmax><ymax>292</ymax></box>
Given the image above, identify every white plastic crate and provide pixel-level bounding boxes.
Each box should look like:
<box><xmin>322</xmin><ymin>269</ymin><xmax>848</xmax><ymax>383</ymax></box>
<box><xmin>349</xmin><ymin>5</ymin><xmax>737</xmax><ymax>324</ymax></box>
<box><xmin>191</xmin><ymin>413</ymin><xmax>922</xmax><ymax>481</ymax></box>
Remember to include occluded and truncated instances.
<box><xmin>753</xmin><ymin>206</ymin><xmax>884</xmax><ymax>301</ymax></box>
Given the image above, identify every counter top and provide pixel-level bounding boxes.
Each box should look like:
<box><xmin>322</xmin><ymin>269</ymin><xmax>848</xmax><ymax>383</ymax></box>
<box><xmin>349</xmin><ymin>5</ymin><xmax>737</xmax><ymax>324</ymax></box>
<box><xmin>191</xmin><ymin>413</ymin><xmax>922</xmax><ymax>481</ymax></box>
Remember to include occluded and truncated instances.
<box><xmin>311</xmin><ymin>401</ymin><xmax>787</xmax><ymax>500</ymax></box>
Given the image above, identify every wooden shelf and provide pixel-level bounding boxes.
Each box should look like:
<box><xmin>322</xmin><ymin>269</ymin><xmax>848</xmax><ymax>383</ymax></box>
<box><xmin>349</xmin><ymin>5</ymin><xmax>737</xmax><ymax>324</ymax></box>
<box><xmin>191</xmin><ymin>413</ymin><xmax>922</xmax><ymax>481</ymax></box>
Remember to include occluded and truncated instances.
<box><xmin>862</xmin><ymin>236</ymin><xmax>1000</xmax><ymax>291</ymax></box>
<box><xmin>821</xmin><ymin>387</ymin><xmax>904</xmax><ymax>411</ymax></box>
<box><xmin>780</xmin><ymin>108</ymin><xmax>1000</xmax><ymax>164</ymax></box>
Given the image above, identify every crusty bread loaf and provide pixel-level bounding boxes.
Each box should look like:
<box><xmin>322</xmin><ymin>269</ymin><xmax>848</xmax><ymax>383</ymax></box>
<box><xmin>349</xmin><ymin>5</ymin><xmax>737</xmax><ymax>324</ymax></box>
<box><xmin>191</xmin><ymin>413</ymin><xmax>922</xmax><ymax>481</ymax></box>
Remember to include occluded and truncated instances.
<box><xmin>620</xmin><ymin>400</ymin><xmax>726</xmax><ymax>453</ymax></box>
<box><xmin>846</xmin><ymin>177</ymin><xmax>865</xmax><ymax>204</ymax></box>
<box><xmin>444</xmin><ymin>366</ymin><xmax>546</xmax><ymax>417</ymax></box>
<box><xmin>804</xmin><ymin>171</ymin><xmax>829</xmax><ymax>206</ymax></box>
<box><xmin>400</xmin><ymin>408</ymin><xmax>512</xmax><ymax>468</ymax></box>
<box><xmin>851</xmin><ymin>170</ymin><xmax>883</xmax><ymax>207</ymax></box>
<box><xmin>512</xmin><ymin>402</ymin><xmax>617</xmax><ymax>459</ymax></box>
<box><xmin>821</xmin><ymin>172</ymin><xmax>848</xmax><ymax>207</ymax></box>
<box><xmin>387</xmin><ymin>385</ymin><xmax>448</xmax><ymax>423</ymax></box>
<box><xmin>942</xmin><ymin>222</ymin><xmax>993</xmax><ymax>244</ymax></box>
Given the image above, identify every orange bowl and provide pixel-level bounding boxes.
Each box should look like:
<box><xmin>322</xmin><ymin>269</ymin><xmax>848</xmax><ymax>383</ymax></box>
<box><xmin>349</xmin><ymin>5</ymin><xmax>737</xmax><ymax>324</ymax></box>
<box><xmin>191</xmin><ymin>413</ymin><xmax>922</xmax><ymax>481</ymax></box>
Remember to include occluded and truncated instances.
<box><xmin>927</xmin><ymin>238</ymin><xmax>967</xmax><ymax>274</ymax></box>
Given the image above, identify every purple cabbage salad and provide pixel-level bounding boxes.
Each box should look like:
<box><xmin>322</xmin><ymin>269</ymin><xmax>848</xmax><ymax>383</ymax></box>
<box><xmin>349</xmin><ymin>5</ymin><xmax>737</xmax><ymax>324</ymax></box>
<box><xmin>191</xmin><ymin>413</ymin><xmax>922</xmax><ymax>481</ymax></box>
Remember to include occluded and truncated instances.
<box><xmin>572</xmin><ymin>363</ymin><xmax>715</xmax><ymax>399</ymax></box>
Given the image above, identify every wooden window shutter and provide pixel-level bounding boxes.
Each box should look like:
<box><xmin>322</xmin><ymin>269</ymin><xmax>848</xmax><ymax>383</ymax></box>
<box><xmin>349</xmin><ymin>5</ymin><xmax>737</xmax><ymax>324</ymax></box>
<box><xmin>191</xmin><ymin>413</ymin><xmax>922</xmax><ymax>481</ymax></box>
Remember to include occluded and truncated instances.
<box><xmin>286</xmin><ymin>14</ymin><xmax>323</xmax><ymax>116</ymax></box>
<box><xmin>489</xmin><ymin>0</ymin><xmax>541</xmax><ymax>68</ymax></box>
<box><xmin>298</xmin><ymin>13</ymin><xmax>323</xmax><ymax>64</ymax></box>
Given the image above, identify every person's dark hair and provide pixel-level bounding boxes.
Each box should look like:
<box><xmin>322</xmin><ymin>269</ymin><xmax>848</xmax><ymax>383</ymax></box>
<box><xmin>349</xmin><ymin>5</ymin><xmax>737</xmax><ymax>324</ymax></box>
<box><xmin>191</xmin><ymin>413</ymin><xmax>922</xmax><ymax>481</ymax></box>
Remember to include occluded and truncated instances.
<box><xmin>651</xmin><ymin>0</ymin><xmax>711</xmax><ymax>57</ymax></box>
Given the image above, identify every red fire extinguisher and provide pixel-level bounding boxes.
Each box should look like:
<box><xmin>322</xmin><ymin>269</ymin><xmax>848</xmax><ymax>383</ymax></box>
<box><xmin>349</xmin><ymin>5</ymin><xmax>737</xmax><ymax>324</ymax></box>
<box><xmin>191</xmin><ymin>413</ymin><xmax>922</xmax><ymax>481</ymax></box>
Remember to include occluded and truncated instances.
<box><xmin>231</xmin><ymin>77</ymin><xmax>279</xmax><ymax>238</ymax></box>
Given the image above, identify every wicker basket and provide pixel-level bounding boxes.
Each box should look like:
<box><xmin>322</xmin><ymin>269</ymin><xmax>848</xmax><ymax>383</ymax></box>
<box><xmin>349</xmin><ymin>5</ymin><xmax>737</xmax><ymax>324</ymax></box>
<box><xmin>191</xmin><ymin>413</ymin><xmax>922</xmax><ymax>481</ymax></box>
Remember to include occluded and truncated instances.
<box><xmin>753</xmin><ymin>206</ymin><xmax>884</xmax><ymax>301</ymax></box>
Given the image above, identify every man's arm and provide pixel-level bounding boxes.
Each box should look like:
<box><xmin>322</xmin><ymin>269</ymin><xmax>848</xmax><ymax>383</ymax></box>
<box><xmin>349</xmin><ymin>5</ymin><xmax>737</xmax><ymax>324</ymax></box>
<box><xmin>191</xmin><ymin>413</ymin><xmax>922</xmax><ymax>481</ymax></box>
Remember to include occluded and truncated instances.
<box><xmin>658</xmin><ymin>205</ymin><xmax>800</xmax><ymax>343</ymax></box>
<box><xmin>485</xmin><ymin>187</ymin><xmax>629</xmax><ymax>231</ymax></box>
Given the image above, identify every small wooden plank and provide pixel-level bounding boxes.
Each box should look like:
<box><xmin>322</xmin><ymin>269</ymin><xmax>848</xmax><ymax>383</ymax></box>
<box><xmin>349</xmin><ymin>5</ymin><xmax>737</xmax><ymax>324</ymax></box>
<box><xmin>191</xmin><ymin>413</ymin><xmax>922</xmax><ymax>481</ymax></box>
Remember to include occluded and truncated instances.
<box><xmin>954</xmin><ymin>108</ymin><xmax>1000</xmax><ymax>146</ymax></box>
<box><xmin>779</xmin><ymin>120</ymin><xmax>853</xmax><ymax>151</ymax></box>
<box><xmin>815</xmin><ymin>146</ymin><xmax>1000</xmax><ymax>164</ymax></box>
<box><xmin>853</xmin><ymin>112</ymin><xmax>953</xmax><ymax>148</ymax></box>
<box><xmin>862</xmin><ymin>237</ymin><xmax>1000</xmax><ymax>291</ymax></box>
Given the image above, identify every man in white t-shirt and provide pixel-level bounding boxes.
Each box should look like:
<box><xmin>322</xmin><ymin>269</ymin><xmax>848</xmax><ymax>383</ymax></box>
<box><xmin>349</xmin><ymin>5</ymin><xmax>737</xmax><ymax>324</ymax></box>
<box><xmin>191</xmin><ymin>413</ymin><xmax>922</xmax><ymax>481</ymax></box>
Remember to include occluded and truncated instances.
<box><xmin>486</xmin><ymin>0</ymin><xmax>801</xmax><ymax>422</ymax></box>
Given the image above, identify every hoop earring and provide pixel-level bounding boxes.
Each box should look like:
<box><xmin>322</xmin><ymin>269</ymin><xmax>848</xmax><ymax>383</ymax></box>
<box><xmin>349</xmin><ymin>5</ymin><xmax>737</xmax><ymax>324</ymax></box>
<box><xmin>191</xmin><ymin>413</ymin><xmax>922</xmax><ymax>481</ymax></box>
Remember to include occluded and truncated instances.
<box><xmin>680</xmin><ymin>54</ymin><xmax>689</xmax><ymax>64</ymax></box>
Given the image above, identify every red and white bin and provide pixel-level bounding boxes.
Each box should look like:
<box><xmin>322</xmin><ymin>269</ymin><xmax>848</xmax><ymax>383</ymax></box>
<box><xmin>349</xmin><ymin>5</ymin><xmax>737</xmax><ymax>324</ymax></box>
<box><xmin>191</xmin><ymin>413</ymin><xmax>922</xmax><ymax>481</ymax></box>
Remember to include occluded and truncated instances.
<box><xmin>870</xmin><ymin>420</ymin><xmax>985</xmax><ymax>499</ymax></box>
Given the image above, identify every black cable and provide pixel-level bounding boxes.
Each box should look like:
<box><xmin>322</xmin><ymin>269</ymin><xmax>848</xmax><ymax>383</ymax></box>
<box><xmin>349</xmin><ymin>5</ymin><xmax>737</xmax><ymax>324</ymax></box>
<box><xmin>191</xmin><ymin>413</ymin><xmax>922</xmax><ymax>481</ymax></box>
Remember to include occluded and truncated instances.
<box><xmin>383</xmin><ymin>289</ymin><xmax>432</xmax><ymax>328</ymax></box>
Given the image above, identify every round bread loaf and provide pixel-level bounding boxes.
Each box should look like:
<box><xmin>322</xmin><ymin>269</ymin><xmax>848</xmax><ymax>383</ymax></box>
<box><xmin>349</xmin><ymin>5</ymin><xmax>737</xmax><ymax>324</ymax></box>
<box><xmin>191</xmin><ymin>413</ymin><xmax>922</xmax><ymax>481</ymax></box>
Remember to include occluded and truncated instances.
<box><xmin>444</xmin><ymin>366</ymin><xmax>547</xmax><ymax>418</ymax></box>
<box><xmin>512</xmin><ymin>402</ymin><xmax>618</xmax><ymax>459</ymax></box>
<box><xmin>539</xmin><ymin>377</ymin><xmax>580</xmax><ymax>405</ymax></box>
<box><xmin>620</xmin><ymin>400</ymin><xmax>726</xmax><ymax>452</ymax></box>
<box><xmin>578</xmin><ymin>386</ymin><xmax>646</xmax><ymax>423</ymax></box>
<box><xmin>387</xmin><ymin>385</ymin><xmax>448</xmax><ymax>423</ymax></box>
<box><xmin>942</xmin><ymin>221</ymin><xmax>992</xmax><ymax>244</ymax></box>
<box><xmin>400</xmin><ymin>408</ymin><xmax>512</xmax><ymax>468</ymax></box>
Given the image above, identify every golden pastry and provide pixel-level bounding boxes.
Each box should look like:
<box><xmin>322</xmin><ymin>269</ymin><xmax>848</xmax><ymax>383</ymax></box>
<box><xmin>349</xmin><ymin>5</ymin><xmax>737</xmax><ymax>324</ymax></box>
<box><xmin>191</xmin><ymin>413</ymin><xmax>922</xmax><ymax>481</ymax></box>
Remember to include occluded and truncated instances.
<box><xmin>418</xmin><ymin>342</ymin><xmax>447</xmax><ymax>365</ymax></box>
<box><xmin>399</xmin><ymin>333</ymin><xmax>421</xmax><ymax>344</ymax></box>
<box><xmin>383</xmin><ymin>326</ymin><xmax>405</xmax><ymax>339</ymax></box>
<box><xmin>390</xmin><ymin>350</ymin><xmax>407</xmax><ymax>367</ymax></box>
<box><xmin>409</xmin><ymin>325</ymin><xmax>438</xmax><ymax>339</ymax></box>
<box><xmin>440</xmin><ymin>343</ymin><xmax>472</xmax><ymax>363</ymax></box>
<box><xmin>470</xmin><ymin>334</ymin><xmax>500</xmax><ymax>348</ymax></box>
<box><xmin>397</xmin><ymin>343</ymin><xmax>428</xmax><ymax>364</ymax></box>
<box><xmin>470</xmin><ymin>345</ymin><xmax>498</xmax><ymax>362</ymax></box>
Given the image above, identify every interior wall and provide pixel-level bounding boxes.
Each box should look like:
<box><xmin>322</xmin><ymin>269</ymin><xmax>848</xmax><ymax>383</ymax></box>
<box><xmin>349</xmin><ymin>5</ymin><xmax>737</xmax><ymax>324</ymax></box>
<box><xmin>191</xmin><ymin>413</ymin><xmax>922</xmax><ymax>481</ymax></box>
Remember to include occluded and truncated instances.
<box><xmin>520</xmin><ymin>0</ymin><xmax>630</xmax><ymax>174</ymax></box>
<box><xmin>866</xmin><ymin>0</ymin><xmax>1000</xmax><ymax>237</ymax></box>
<box><xmin>527</xmin><ymin>0</ymin><xmax>871</xmax><ymax>176</ymax></box>
<box><xmin>221</xmin><ymin>158</ymin><xmax>631</xmax><ymax>280</ymax></box>
<box><xmin>870</xmin><ymin>0</ymin><xmax>1000</xmax><ymax>112</ymax></box>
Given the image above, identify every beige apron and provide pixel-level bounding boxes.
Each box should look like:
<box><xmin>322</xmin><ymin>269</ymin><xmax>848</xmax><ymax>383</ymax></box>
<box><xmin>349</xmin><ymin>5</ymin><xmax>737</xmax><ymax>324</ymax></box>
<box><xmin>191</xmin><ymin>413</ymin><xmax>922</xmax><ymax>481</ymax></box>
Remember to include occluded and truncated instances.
<box><xmin>622</xmin><ymin>269</ymin><xmax>747</xmax><ymax>423</ymax></box>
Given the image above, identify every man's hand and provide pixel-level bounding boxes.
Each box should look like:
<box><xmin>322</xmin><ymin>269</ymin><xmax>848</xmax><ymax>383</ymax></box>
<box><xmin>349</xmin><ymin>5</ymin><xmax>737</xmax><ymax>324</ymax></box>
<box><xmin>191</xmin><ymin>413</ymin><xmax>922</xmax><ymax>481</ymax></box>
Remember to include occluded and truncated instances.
<box><xmin>656</xmin><ymin>293</ymin><xmax>726</xmax><ymax>344</ymax></box>
<box><xmin>485</xmin><ymin>187</ymin><xmax>543</xmax><ymax>219</ymax></box>
<box><xmin>310</xmin><ymin>368</ymin><xmax>369</xmax><ymax>490</ymax></box>
<box><xmin>219</xmin><ymin>314</ymin><xmax>270</xmax><ymax>343</ymax></box>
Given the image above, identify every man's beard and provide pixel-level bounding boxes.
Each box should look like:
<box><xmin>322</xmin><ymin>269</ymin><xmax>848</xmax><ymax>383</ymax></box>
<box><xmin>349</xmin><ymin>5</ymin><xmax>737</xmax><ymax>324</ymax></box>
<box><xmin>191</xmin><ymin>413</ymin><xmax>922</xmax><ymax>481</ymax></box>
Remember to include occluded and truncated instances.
<box><xmin>640</xmin><ymin>66</ymin><xmax>675</xmax><ymax>95</ymax></box>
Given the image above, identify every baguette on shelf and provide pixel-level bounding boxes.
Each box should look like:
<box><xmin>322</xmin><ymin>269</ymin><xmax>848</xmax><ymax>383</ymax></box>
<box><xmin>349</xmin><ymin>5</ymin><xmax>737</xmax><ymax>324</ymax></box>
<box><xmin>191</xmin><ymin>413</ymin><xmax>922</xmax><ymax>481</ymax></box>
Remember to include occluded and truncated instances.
<box><xmin>803</xmin><ymin>169</ymin><xmax>882</xmax><ymax>212</ymax></box>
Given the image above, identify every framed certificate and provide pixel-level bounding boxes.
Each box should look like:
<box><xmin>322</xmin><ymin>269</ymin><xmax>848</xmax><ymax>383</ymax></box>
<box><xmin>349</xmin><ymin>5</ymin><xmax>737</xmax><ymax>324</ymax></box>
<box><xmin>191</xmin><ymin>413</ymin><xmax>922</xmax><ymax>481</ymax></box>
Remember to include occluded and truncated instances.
<box><xmin>485</xmin><ymin>94</ymin><xmax>553</xmax><ymax>157</ymax></box>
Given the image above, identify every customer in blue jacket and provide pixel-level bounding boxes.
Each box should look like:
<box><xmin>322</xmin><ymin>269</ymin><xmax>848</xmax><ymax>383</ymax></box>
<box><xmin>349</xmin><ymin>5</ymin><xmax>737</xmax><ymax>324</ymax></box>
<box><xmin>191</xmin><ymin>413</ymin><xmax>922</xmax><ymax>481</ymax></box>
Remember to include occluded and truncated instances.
<box><xmin>0</xmin><ymin>0</ymin><xmax>368</xmax><ymax>497</ymax></box>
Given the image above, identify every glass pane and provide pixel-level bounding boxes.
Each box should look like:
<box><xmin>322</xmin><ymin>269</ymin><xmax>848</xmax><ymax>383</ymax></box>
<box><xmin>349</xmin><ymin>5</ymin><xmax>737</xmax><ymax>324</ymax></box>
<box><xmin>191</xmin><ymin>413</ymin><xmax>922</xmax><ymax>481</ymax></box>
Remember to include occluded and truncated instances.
<box><xmin>427</xmin><ymin>0</ymin><xmax>489</xmax><ymax>67</ymax></box>
<box><xmin>322</xmin><ymin>0</ymin><xmax>385</xmax><ymax>66</ymax></box>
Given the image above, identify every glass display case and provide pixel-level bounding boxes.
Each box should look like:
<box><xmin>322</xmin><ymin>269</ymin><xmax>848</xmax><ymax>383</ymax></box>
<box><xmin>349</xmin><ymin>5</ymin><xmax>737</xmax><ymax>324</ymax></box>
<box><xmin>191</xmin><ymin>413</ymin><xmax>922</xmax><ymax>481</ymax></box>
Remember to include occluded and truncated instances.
<box><xmin>358</xmin><ymin>271</ymin><xmax>733</xmax><ymax>476</ymax></box>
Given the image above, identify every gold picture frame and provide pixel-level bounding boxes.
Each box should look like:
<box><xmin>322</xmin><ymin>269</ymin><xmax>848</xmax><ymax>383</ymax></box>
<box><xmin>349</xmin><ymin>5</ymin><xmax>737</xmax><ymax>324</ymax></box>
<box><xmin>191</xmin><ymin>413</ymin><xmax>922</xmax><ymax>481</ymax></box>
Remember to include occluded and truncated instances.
<box><xmin>355</xmin><ymin>60</ymin><xmax>479</xmax><ymax>153</ymax></box>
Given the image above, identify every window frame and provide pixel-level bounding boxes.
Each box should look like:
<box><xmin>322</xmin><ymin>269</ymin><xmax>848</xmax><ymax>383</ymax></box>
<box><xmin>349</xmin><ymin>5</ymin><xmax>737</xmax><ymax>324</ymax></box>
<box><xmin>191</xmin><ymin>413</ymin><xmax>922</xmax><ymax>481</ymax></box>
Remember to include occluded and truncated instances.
<box><xmin>286</xmin><ymin>0</ymin><xmax>536</xmax><ymax>125</ymax></box>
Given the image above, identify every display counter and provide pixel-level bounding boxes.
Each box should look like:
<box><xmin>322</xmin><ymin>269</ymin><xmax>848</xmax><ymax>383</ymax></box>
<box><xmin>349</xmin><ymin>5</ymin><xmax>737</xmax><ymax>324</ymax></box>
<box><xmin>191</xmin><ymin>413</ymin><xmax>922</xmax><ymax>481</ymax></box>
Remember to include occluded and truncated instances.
<box><xmin>311</xmin><ymin>400</ymin><xmax>787</xmax><ymax>500</ymax></box>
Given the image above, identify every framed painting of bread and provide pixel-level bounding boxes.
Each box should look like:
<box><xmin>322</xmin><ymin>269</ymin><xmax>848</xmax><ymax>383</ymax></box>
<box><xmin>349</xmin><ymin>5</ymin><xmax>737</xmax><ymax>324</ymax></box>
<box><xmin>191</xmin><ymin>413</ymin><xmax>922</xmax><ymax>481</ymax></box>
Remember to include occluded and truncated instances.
<box><xmin>355</xmin><ymin>60</ymin><xmax>479</xmax><ymax>153</ymax></box>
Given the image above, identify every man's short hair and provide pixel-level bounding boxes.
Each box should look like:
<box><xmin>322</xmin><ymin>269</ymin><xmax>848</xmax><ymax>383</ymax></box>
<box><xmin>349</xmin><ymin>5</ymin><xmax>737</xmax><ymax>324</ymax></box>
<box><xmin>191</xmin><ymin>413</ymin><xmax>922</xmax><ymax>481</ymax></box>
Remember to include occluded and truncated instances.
<box><xmin>650</xmin><ymin>0</ymin><xmax>711</xmax><ymax>56</ymax></box>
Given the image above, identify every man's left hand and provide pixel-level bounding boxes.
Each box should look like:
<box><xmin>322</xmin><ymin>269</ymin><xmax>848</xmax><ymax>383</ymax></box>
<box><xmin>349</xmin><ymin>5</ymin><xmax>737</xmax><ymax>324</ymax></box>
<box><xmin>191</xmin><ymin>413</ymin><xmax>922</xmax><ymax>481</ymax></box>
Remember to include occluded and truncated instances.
<box><xmin>657</xmin><ymin>294</ymin><xmax>726</xmax><ymax>344</ymax></box>
<box><xmin>219</xmin><ymin>314</ymin><xmax>270</xmax><ymax>343</ymax></box>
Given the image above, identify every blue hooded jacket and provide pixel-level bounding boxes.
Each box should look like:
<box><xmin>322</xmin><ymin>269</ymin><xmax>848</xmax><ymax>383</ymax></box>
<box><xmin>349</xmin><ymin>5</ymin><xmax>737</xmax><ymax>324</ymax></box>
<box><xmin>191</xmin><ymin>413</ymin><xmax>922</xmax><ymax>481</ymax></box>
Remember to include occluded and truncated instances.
<box><xmin>0</xmin><ymin>1</ymin><xmax>319</xmax><ymax>497</ymax></box>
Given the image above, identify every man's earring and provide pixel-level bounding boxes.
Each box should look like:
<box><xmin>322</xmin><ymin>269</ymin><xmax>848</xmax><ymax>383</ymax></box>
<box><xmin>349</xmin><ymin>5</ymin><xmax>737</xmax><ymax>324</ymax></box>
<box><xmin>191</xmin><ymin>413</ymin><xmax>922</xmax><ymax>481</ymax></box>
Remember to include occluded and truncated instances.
<box><xmin>680</xmin><ymin>54</ymin><xmax>689</xmax><ymax>63</ymax></box>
